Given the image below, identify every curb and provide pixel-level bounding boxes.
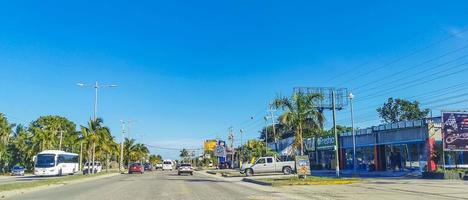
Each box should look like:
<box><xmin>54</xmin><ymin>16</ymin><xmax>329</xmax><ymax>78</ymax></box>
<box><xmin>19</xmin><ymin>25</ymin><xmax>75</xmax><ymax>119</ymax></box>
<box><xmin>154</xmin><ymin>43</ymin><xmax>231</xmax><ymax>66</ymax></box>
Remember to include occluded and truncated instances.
<box><xmin>0</xmin><ymin>173</ymin><xmax>120</xmax><ymax>199</ymax></box>
<box><xmin>242</xmin><ymin>178</ymin><xmax>273</xmax><ymax>186</ymax></box>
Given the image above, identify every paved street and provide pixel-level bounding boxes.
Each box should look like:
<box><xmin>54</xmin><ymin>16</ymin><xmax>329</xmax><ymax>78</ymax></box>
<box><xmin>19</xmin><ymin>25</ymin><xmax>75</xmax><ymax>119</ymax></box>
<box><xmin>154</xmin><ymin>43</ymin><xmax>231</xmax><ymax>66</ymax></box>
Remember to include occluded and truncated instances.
<box><xmin>6</xmin><ymin>171</ymin><xmax>468</xmax><ymax>200</ymax></box>
<box><xmin>7</xmin><ymin>171</ymin><xmax>292</xmax><ymax>200</ymax></box>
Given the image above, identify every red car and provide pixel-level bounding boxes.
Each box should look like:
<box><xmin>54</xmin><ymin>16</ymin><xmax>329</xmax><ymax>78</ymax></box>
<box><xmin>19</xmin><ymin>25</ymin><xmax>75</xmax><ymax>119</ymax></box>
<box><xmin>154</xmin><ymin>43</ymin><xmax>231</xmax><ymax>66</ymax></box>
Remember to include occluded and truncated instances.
<box><xmin>128</xmin><ymin>163</ymin><xmax>144</xmax><ymax>174</ymax></box>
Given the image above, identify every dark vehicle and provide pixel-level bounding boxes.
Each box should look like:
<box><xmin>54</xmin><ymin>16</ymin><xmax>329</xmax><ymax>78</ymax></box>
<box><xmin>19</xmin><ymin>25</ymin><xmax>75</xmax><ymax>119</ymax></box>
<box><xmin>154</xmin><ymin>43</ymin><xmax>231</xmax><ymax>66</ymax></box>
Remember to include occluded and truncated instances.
<box><xmin>144</xmin><ymin>163</ymin><xmax>153</xmax><ymax>171</ymax></box>
<box><xmin>128</xmin><ymin>163</ymin><xmax>144</xmax><ymax>174</ymax></box>
<box><xmin>177</xmin><ymin>163</ymin><xmax>193</xmax><ymax>176</ymax></box>
<box><xmin>11</xmin><ymin>165</ymin><xmax>25</xmax><ymax>176</ymax></box>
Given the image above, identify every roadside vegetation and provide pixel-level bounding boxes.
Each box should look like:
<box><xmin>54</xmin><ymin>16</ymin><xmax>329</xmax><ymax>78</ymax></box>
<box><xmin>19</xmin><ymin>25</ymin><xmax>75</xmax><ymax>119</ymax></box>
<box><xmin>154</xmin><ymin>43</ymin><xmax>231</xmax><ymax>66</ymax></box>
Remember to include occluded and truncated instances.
<box><xmin>0</xmin><ymin>113</ymin><xmax>162</xmax><ymax>174</ymax></box>
<box><xmin>0</xmin><ymin>171</ymin><xmax>117</xmax><ymax>192</ymax></box>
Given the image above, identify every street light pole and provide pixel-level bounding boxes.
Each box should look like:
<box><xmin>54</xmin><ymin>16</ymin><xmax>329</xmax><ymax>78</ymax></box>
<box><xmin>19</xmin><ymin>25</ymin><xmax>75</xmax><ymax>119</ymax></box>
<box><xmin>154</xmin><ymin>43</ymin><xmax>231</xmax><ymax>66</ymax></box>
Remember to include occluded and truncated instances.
<box><xmin>332</xmin><ymin>90</ymin><xmax>340</xmax><ymax>177</ymax></box>
<box><xmin>349</xmin><ymin>93</ymin><xmax>356</xmax><ymax>173</ymax></box>
<box><xmin>264</xmin><ymin>116</ymin><xmax>268</xmax><ymax>156</ymax></box>
<box><xmin>77</xmin><ymin>81</ymin><xmax>117</xmax><ymax>174</ymax></box>
<box><xmin>94</xmin><ymin>81</ymin><xmax>98</xmax><ymax>120</ymax></box>
<box><xmin>239</xmin><ymin>128</ymin><xmax>244</xmax><ymax>168</ymax></box>
<box><xmin>120</xmin><ymin>120</ymin><xmax>126</xmax><ymax>173</ymax></box>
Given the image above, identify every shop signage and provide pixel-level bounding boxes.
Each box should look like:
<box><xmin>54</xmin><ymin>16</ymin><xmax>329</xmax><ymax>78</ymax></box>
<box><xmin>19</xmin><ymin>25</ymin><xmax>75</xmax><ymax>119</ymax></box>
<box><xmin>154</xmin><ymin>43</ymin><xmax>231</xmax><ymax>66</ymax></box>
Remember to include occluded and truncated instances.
<box><xmin>295</xmin><ymin>155</ymin><xmax>310</xmax><ymax>176</ymax></box>
<box><xmin>442</xmin><ymin>111</ymin><xmax>468</xmax><ymax>151</ymax></box>
<box><xmin>215</xmin><ymin>140</ymin><xmax>227</xmax><ymax>157</ymax></box>
<box><xmin>316</xmin><ymin>135</ymin><xmax>335</xmax><ymax>149</ymax></box>
<box><xmin>204</xmin><ymin>140</ymin><xmax>218</xmax><ymax>151</ymax></box>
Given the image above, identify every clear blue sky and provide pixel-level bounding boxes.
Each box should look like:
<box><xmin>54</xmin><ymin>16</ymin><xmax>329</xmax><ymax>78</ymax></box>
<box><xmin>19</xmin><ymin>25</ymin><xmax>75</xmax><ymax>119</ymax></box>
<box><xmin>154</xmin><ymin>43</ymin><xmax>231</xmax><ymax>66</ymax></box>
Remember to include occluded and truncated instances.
<box><xmin>1</xmin><ymin>1</ymin><xmax>468</xmax><ymax>159</ymax></box>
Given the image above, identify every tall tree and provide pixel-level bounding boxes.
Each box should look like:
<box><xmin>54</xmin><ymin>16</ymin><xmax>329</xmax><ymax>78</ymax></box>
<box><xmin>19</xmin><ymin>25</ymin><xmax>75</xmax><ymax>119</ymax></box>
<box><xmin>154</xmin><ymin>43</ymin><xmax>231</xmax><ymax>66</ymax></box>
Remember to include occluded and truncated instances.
<box><xmin>272</xmin><ymin>92</ymin><xmax>324</xmax><ymax>155</ymax></box>
<box><xmin>29</xmin><ymin>115</ymin><xmax>76</xmax><ymax>152</ymax></box>
<box><xmin>9</xmin><ymin>124</ymin><xmax>34</xmax><ymax>170</ymax></box>
<box><xmin>180</xmin><ymin>149</ymin><xmax>189</xmax><ymax>161</ymax></box>
<box><xmin>0</xmin><ymin>114</ymin><xmax>13</xmax><ymax>172</ymax></box>
<box><xmin>377</xmin><ymin>98</ymin><xmax>430</xmax><ymax>123</ymax></box>
<box><xmin>149</xmin><ymin>154</ymin><xmax>163</xmax><ymax>165</ymax></box>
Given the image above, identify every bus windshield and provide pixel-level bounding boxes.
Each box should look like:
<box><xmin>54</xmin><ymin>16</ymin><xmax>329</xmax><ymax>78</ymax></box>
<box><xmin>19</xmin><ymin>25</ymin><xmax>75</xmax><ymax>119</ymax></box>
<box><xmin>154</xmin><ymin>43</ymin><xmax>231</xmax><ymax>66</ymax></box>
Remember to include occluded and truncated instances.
<box><xmin>35</xmin><ymin>154</ymin><xmax>56</xmax><ymax>168</ymax></box>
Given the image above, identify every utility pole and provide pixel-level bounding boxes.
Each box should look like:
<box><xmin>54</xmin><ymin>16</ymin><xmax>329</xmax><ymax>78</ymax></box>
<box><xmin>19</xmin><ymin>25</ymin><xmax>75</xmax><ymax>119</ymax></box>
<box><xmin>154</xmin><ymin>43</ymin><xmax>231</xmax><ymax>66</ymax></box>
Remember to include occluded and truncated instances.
<box><xmin>77</xmin><ymin>81</ymin><xmax>117</xmax><ymax>174</ymax></box>
<box><xmin>332</xmin><ymin>90</ymin><xmax>340</xmax><ymax>177</ymax></box>
<box><xmin>58</xmin><ymin>130</ymin><xmax>64</xmax><ymax>151</ymax></box>
<box><xmin>267</xmin><ymin>106</ymin><xmax>278</xmax><ymax>152</ymax></box>
<box><xmin>79</xmin><ymin>142</ymin><xmax>83</xmax><ymax>171</ymax></box>
<box><xmin>228</xmin><ymin>127</ymin><xmax>234</xmax><ymax>168</ymax></box>
<box><xmin>349</xmin><ymin>93</ymin><xmax>356</xmax><ymax>173</ymax></box>
<box><xmin>239</xmin><ymin>129</ymin><xmax>244</xmax><ymax>168</ymax></box>
<box><xmin>263</xmin><ymin>116</ymin><xmax>269</xmax><ymax>156</ymax></box>
<box><xmin>120</xmin><ymin>120</ymin><xmax>126</xmax><ymax>173</ymax></box>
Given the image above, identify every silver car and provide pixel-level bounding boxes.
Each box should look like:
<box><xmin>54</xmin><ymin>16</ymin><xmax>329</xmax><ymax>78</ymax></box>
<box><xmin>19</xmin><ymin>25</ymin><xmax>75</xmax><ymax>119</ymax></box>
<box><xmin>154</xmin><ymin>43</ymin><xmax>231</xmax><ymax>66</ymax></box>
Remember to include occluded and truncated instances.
<box><xmin>11</xmin><ymin>166</ymin><xmax>25</xmax><ymax>176</ymax></box>
<box><xmin>177</xmin><ymin>163</ymin><xmax>193</xmax><ymax>175</ymax></box>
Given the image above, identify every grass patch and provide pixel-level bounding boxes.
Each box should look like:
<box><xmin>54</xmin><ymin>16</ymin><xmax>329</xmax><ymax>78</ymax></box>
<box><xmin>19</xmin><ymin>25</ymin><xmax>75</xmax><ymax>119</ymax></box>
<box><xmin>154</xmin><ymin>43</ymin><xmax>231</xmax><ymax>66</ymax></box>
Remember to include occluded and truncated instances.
<box><xmin>260</xmin><ymin>176</ymin><xmax>361</xmax><ymax>186</ymax></box>
<box><xmin>0</xmin><ymin>172</ymin><xmax>116</xmax><ymax>192</ymax></box>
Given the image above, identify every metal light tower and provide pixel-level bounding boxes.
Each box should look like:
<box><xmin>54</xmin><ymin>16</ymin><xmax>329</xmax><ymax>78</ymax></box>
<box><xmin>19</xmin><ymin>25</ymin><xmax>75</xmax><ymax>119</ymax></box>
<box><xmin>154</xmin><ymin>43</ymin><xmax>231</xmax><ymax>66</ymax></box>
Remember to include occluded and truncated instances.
<box><xmin>77</xmin><ymin>81</ymin><xmax>117</xmax><ymax>174</ymax></box>
<box><xmin>349</xmin><ymin>93</ymin><xmax>356</xmax><ymax>173</ymax></box>
<box><xmin>120</xmin><ymin>120</ymin><xmax>126</xmax><ymax>173</ymax></box>
<box><xmin>77</xmin><ymin>81</ymin><xmax>117</xmax><ymax>120</ymax></box>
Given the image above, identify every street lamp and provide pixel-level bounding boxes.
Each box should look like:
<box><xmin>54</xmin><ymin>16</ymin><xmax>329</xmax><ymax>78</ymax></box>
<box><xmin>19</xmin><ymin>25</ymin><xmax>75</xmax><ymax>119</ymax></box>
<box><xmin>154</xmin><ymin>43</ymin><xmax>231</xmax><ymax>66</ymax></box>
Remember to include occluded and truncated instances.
<box><xmin>77</xmin><ymin>81</ymin><xmax>117</xmax><ymax>120</ymax></box>
<box><xmin>348</xmin><ymin>93</ymin><xmax>356</xmax><ymax>173</ymax></box>
<box><xmin>77</xmin><ymin>81</ymin><xmax>117</xmax><ymax>174</ymax></box>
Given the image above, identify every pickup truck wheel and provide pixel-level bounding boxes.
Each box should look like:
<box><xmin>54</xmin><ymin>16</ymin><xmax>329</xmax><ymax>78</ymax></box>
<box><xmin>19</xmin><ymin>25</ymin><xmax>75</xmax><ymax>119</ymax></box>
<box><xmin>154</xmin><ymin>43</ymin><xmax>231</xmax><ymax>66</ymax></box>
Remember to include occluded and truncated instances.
<box><xmin>283</xmin><ymin>166</ymin><xmax>292</xmax><ymax>175</ymax></box>
<box><xmin>245</xmin><ymin>169</ymin><xmax>253</xmax><ymax>177</ymax></box>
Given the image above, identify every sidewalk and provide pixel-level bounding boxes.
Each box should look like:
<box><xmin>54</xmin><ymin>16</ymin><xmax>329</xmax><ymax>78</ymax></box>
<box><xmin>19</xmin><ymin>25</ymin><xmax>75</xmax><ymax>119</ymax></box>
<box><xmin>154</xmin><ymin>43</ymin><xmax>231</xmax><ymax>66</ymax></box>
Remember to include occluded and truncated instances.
<box><xmin>311</xmin><ymin>169</ymin><xmax>418</xmax><ymax>178</ymax></box>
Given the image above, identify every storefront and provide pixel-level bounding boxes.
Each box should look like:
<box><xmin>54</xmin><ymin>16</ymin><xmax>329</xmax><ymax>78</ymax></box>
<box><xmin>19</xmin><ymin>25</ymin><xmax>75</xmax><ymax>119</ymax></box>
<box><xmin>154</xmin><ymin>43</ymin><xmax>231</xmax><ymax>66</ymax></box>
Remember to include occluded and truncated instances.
<box><xmin>269</xmin><ymin>119</ymin><xmax>445</xmax><ymax>172</ymax></box>
<box><xmin>339</xmin><ymin>119</ymin><xmax>430</xmax><ymax>172</ymax></box>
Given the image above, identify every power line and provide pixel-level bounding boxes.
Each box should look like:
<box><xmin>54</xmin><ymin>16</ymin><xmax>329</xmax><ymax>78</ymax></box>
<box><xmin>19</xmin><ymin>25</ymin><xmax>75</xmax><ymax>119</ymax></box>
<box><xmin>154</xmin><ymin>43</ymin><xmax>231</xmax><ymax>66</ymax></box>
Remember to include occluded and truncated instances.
<box><xmin>353</xmin><ymin>47</ymin><xmax>468</xmax><ymax>93</ymax></box>
<box><xmin>335</xmin><ymin>27</ymin><xmax>468</xmax><ymax>87</ymax></box>
<box><xmin>356</xmin><ymin>61</ymin><xmax>468</xmax><ymax>101</ymax></box>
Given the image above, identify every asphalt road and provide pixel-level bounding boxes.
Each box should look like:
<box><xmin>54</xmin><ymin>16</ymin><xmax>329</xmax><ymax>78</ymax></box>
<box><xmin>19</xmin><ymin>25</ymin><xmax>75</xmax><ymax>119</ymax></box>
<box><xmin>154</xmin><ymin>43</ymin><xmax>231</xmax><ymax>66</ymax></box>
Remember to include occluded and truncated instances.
<box><xmin>6</xmin><ymin>171</ymin><xmax>468</xmax><ymax>200</ymax></box>
<box><xmin>8</xmin><ymin>170</ymin><xmax>288</xmax><ymax>200</ymax></box>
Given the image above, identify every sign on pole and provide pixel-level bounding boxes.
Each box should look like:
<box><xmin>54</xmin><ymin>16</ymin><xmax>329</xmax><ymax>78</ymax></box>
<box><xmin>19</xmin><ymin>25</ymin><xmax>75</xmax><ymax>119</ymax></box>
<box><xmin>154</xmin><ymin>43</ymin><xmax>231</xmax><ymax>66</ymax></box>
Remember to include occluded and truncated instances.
<box><xmin>442</xmin><ymin>111</ymin><xmax>468</xmax><ymax>151</ymax></box>
<box><xmin>295</xmin><ymin>155</ymin><xmax>310</xmax><ymax>177</ymax></box>
<box><xmin>214</xmin><ymin>140</ymin><xmax>227</xmax><ymax>157</ymax></box>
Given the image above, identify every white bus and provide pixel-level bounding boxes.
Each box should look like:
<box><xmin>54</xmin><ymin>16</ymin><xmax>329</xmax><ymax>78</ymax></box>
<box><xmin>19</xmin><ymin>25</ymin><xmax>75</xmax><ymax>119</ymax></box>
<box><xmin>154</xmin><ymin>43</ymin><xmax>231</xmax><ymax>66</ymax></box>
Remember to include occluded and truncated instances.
<box><xmin>34</xmin><ymin>150</ymin><xmax>79</xmax><ymax>176</ymax></box>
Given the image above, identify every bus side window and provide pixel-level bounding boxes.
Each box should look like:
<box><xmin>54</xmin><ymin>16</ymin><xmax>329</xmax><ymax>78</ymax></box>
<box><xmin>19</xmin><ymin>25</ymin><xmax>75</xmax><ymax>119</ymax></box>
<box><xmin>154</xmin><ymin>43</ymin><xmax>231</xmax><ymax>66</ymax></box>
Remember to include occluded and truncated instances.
<box><xmin>58</xmin><ymin>155</ymin><xmax>65</xmax><ymax>164</ymax></box>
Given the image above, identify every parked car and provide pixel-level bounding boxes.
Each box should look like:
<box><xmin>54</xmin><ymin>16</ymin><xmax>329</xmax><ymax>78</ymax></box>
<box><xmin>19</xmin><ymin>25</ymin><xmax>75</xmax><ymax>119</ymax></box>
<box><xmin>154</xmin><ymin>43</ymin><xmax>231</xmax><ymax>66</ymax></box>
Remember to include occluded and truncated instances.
<box><xmin>144</xmin><ymin>163</ymin><xmax>153</xmax><ymax>171</ymax></box>
<box><xmin>128</xmin><ymin>163</ymin><xmax>144</xmax><ymax>174</ymax></box>
<box><xmin>240</xmin><ymin>156</ymin><xmax>295</xmax><ymax>177</ymax></box>
<box><xmin>155</xmin><ymin>163</ymin><xmax>163</xmax><ymax>170</ymax></box>
<box><xmin>11</xmin><ymin>165</ymin><xmax>25</xmax><ymax>176</ymax></box>
<box><xmin>82</xmin><ymin>161</ymin><xmax>102</xmax><ymax>174</ymax></box>
<box><xmin>177</xmin><ymin>163</ymin><xmax>193</xmax><ymax>175</ymax></box>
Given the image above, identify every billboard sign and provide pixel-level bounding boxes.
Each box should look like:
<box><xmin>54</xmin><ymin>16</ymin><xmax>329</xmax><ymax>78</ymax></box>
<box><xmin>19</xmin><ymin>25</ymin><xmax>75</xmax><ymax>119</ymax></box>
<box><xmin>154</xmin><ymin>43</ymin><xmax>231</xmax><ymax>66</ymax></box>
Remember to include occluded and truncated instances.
<box><xmin>204</xmin><ymin>140</ymin><xmax>217</xmax><ymax>152</ymax></box>
<box><xmin>442</xmin><ymin>111</ymin><xmax>468</xmax><ymax>151</ymax></box>
<box><xmin>215</xmin><ymin>140</ymin><xmax>226</xmax><ymax>157</ymax></box>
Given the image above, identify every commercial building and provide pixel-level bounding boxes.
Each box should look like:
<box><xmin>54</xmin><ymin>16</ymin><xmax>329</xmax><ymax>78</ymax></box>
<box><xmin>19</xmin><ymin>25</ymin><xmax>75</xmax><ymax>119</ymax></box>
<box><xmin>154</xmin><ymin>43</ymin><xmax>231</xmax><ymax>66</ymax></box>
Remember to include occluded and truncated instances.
<box><xmin>269</xmin><ymin>118</ymin><xmax>468</xmax><ymax>172</ymax></box>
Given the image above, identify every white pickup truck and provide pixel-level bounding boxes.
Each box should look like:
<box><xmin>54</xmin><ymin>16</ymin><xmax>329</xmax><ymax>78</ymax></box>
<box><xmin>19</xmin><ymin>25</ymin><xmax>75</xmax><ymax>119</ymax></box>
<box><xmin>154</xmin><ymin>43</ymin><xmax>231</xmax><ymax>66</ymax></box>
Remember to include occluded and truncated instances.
<box><xmin>240</xmin><ymin>156</ymin><xmax>295</xmax><ymax>176</ymax></box>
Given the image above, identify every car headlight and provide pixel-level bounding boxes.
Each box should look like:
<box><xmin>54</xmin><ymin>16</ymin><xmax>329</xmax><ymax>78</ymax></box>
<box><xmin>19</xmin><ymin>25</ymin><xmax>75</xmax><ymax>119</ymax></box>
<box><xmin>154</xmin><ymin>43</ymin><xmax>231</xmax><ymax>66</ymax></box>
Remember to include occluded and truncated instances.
<box><xmin>50</xmin><ymin>169</ymin><xmax>55</xmax><ymax>172</ymax></box>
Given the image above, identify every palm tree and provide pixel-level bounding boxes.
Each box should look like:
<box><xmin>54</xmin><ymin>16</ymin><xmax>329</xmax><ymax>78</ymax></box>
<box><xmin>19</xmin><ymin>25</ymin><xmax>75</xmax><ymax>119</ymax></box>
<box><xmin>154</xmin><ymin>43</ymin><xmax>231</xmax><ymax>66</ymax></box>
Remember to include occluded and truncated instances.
<box><xmin>0</xmin><ymin>114</ymin><xmax>13</xmax><ymax>172</ymax></box>
<box><xmin>124</xmin><ymin>138</ymin><xmax>136</xmax><ymax>166</ymax></box>
<box><xmin>180</xmin><ymin>149</ymin><xmax>189</xmax><ymax>162</ymax></box>
<box><xmin>272</xmin><ymin>92</ymin><xmax>324</xmax><ymax>155</ymax></box>
<box><xmin>10</xmin><ymin>125</ymin><xmax>34</xmax><ymax>170</ymax></box>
